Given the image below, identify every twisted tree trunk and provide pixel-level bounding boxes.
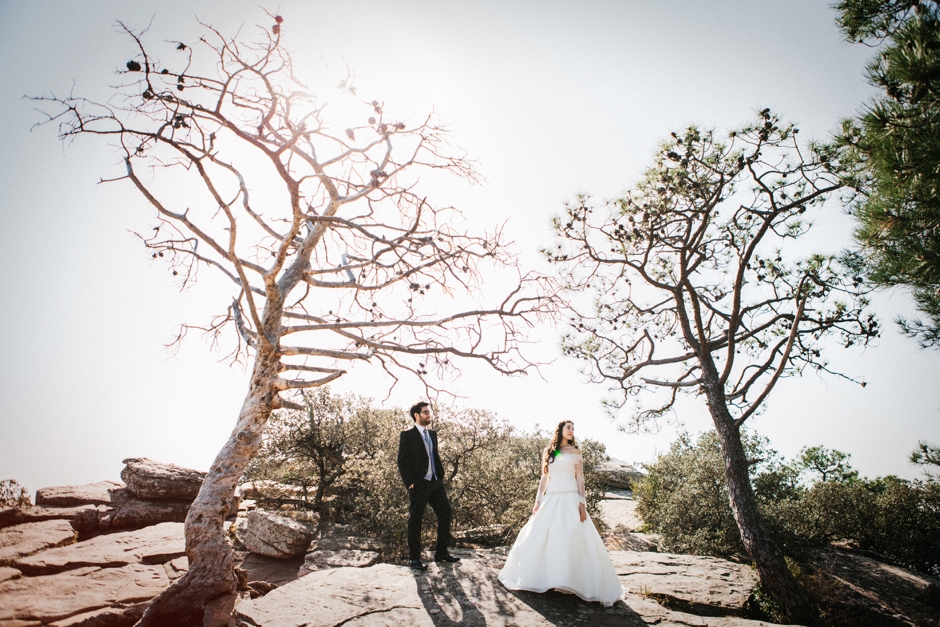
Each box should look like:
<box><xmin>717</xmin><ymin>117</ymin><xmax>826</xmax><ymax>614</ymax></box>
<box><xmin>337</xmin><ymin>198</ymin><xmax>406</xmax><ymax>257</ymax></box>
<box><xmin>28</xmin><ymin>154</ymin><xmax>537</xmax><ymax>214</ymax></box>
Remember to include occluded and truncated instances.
<box><xmin>136</xmin><ymin>349</ymin><xmax>282</xmax><ymax>626</ymax></box>
<box><xmin>701</xmin><ymin>359</ymin><xmax>817</xmax><ymax>626</ymax></box>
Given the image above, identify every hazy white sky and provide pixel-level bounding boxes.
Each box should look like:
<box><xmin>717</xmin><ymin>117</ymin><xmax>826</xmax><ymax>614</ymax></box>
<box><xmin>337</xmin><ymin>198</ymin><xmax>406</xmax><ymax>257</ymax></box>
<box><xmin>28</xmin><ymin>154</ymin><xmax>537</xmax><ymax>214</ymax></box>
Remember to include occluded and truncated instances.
<box><xmin>1</xmin><ymin>1</ymin><xmax>938</xmax><ymax>494</ymax></box>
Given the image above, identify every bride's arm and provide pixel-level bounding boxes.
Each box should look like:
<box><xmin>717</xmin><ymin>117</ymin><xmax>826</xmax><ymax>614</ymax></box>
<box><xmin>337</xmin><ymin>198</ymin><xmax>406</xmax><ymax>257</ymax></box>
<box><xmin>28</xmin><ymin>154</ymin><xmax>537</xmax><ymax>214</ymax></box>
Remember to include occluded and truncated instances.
<box><xmin>533</xmin><ymin>468</ymin><xmax>550</xmax><ymax>514</ymax></box>
<box><xmin>575</xmin><ymin>456</ymin><xmax>587</xmax><ymax>522</ymax></box>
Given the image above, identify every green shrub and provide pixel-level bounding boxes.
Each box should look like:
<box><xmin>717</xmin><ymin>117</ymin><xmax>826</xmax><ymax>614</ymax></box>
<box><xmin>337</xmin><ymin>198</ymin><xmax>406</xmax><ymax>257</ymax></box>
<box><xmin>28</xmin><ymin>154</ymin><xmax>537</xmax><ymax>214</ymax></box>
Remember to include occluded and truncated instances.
<box><xmin>636</xmin><ymin>430</ymin><xmax>940</xmax><ymax>576</ymax></box>
<box><xmin>244</xmin><ymin>388</ymin><xmax>609</xmax><ymax>549</ymax></box>
<box><xmin>0</xmin><ymin>479</ymin><xmax>30</xmax><ymax>509</ymax></box>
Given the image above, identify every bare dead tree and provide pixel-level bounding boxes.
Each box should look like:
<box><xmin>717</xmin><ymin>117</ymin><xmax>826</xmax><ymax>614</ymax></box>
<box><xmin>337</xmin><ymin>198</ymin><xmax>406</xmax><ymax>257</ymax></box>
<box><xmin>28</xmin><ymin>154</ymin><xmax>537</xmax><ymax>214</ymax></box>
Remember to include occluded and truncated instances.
<box><xmin>34</xmin><ymin>15</ymin><xmax>555</xmax><ymax>625</ymax></box>
<box><xmin>547</xmin><ymin>110</ymin><xmax>879</xmax><ymax>624</ymax></box>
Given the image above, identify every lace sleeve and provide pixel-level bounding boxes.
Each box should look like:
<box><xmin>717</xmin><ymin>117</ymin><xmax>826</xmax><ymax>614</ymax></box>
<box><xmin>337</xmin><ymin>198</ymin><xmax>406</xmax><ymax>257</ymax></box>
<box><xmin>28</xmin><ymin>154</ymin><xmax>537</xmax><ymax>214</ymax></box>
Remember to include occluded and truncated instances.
<box><xmin>535</xmin><ymin>467</ymin><xmax>550</xmax><ymax>505</ymax></box>
<box><xmin>574</xmin><ymin>456</ymin><xmax>586</xmax><ymax>505</ymax></box>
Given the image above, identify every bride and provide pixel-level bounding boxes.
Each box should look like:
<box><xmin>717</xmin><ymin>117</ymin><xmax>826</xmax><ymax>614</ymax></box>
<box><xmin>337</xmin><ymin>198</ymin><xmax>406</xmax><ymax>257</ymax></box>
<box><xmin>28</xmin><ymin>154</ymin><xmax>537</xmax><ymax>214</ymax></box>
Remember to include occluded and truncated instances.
<box><xmin>498</xmin><ymin>420</ymin><xmax>623</xmax><ymax>606</ymax></box>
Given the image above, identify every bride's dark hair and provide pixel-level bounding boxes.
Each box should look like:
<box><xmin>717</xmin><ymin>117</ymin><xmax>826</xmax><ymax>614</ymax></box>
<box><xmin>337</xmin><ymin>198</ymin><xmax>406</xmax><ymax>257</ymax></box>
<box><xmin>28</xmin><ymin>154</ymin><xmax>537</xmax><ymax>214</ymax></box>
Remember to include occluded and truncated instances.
<box><xmin>542</xmin><ymin>420</ymin><xmax>577</xmax><ymax>473</ymax></box>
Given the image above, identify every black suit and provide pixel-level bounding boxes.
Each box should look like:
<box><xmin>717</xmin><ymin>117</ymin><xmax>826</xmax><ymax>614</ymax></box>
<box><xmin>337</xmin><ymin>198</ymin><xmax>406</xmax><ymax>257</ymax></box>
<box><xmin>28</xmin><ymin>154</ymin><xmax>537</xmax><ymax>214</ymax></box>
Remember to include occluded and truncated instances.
<box><xmin>397</xmin><ymin>425</ymin><xmax>452</xmax><ymax>560</ymax></box>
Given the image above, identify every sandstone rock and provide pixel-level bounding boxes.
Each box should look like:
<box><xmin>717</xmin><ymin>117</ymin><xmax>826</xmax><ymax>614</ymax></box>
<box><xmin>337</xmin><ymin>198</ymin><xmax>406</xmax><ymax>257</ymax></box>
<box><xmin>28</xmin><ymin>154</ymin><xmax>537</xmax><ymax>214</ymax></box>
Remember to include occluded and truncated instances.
<box><xmin>611</xmin><ymin>551</ymin><xmax>757</xmax><ymax>616</ymax></box>
<box><xmin>243</xmin><ymin>511</ymin><xmax>315</xmax><ymax>558</ymax></box>
<box><xmin>800</xmin><ymin>547</ymin><xmax>940</xmax><ymax>627</ymax></box>
<box><xmin>101</xmin><ymin>496</ymin><xmax>190</xmax><ymax>530</ymax></box>
<box><xmin>297</xmin><ymin>549</ymin><xmax>380</xmax><ymax>576</ymax></box>
<box><xmin>237</xmin><ymin>549</ymin><xmax>782</xmax><ymax>627</ymax></box>
<box><xmin>121</xmin><ymin>457</ymin><xmax>205</xmax><ymax>500</ymax></box>
<box><xmin>236</xmin><ymin>562</ymin><xmax>433</xmax><ymax>627</ymax></box>
<box><xmin>13</xmin><ymin>522</ymin><xmax>184</xmax><ymax>576</ymax></box>
<box><xmin>0</xmin><ymin>520</ymin><xmax>77</xmax><ymax>566</ymax></box>
<box><xmin>0</xmin><ymin>498</ymin><xmax>189</xmax><ymax>536</ymax></box>
<box><xmin>47</xmin><ymin>602</ymin><xmax>147</xmax><ymax>627</ymax></box>
<box><xmin>593</xmin><ymin>458</ymin><xmax>644</xmax><ymax>489</ymax></box>
<box><xmin>0</xmin><ymin>563</ymin><xmax>177</xmax><ymax>625</ymax></box>
<box><xmin>0</xmin><ymin>504</ymin><xmax>101</xmax><ymax>532</ymax></box>
<box><xmin>35</xmin><ymin>481</ymin><xmax>124</xmax><ymax>508</ymax></box>
<box><xmin>236</xmin><ymin>551</ymin><xmax>304</xmax><ymax>587</ymax></box>
<box><xmin>0</xmin><ymin>566</ymin><xmax>20</xmax><ymax>583</ymax></box>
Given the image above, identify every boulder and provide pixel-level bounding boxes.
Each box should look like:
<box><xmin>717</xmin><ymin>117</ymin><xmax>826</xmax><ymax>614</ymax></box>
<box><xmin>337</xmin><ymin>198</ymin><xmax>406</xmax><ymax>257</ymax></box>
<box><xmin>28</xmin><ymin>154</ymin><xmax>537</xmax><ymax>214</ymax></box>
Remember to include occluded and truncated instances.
<box><xmin>34</xmin><ymin>481</ymin><xmax>124</xmax><ymax>508</ymax></box>
<box><xmin>297</xmin><ymin>549</ymin><xmax>380</xmax><ymax>577</ymax></box>
<box><xmin>101</xmin><ymin>496</ymin><xmax>190</xmax><ymax>530</ymax></box>
<box><xmin>121</xmin><ymin>457</ymin><xmax>205</xmax><ymax>500</ymax></box>
<box><xmin>243</xmin><ymin>511</ymin><xmax>315</xmax><ymax>558</ymax></box>
<box><xmin>0</xmin><ymin>562</ymin><xmax>181</xmax><ymax>625</ymax></box>
<box><xmin>593</xmin><ymin>459</ymin><xmax>644</xmax><ymax>490</ymax></box>
<box><xmin>611</xmin><ymin>551</ymin><xmax>757</xmax><ymax>616</ymax></box>
<box><xmin>13</xmin><ymin>522</ymin><xmax>185</xmax><ymax>576</ymax></box>
<box><xmin>0</xmin><ymin>520</ymin><xmax>77</xmax><ymax>566</ymax></box>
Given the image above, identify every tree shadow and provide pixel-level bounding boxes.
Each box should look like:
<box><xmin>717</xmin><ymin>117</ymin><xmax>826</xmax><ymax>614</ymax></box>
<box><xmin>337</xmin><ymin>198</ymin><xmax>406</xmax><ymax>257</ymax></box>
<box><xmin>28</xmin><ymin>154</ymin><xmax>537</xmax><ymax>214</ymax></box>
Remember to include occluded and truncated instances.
<box><xmin>410</xmin><ymin>549</ymin><xmax>646</xmax><ymax>626</ymax></box>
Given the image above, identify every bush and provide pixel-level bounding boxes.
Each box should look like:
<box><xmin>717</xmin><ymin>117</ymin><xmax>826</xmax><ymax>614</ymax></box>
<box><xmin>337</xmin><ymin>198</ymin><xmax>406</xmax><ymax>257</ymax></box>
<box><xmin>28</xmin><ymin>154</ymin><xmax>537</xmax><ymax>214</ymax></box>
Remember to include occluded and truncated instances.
<box><xmin>636</xmin><ymin>430</ymin><xmax>940</xmax><ymax>576</ymax></box>
<box><xmin>635</xmin><ymin>430</ymin><xmax>787</xmax><ymax>557</ymax></box>
<box><xmin>0</xmin><ymin>479</ymin><xmax>31</xmax><ymax>509</ymax></box>
<box><xmin>244</xmin><ymin>388</ymin><xmax>609</xmax><ymax>549</ymax></box>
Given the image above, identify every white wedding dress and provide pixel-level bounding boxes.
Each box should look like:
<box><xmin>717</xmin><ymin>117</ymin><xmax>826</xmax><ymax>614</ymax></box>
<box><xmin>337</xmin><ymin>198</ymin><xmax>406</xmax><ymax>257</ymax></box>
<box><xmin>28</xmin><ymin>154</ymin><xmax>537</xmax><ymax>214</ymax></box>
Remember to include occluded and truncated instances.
<box><xmin>497</xmin><ymin>452</ymin><xmax>623</xmax><ymax>606</ymax></box>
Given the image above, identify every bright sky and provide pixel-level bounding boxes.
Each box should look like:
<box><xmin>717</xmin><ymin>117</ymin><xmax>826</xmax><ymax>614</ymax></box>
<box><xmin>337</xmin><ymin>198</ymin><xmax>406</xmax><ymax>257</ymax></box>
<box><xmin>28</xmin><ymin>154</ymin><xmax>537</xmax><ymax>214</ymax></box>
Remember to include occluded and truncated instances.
<box><xmin>1</xmin><ymin>1</ymin><xmax>938</xmax><ymax>494</ymax></box>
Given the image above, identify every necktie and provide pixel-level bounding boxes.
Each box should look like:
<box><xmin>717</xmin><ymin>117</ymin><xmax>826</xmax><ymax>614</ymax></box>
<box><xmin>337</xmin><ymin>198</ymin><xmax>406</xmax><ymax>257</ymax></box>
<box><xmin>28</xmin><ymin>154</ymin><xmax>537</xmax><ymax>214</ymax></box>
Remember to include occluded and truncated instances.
<box><xmin>423</xmin><ymin>430</ymin><xmax>437</xmax><ymax>480</ymax></box>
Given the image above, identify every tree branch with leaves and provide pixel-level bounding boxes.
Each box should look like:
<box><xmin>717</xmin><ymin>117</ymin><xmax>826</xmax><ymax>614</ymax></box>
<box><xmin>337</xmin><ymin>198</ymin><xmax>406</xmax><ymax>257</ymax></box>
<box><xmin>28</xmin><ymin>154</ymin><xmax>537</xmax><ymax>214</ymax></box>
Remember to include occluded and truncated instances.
<box><xmin>34</xmin><ymin>15</ymin><xmax>555</xmax><ymax>625</ymax></box>
<box><xmin>547</xmin><ymin>110</ymin><xmax>879</xmax><ymax>624</ymax></box>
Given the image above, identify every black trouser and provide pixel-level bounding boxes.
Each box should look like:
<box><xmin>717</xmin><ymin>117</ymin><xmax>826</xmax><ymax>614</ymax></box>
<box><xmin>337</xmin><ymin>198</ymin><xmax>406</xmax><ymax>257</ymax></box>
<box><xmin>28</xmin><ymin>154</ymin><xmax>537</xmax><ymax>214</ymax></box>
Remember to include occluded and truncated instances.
<box><xmin>407</xmin><ymin>478</ymin><xmax>452</xmax><ymax>560</ymax></box>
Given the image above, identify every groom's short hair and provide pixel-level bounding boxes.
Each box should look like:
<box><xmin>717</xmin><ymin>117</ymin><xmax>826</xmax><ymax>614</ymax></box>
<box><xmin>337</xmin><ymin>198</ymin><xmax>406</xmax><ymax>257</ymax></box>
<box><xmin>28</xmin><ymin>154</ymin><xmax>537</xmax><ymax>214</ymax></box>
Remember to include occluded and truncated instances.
<box><xmin>410</xmin><ymin>402</ymin><xmax>429</xmax><ymax>422</ymax></box>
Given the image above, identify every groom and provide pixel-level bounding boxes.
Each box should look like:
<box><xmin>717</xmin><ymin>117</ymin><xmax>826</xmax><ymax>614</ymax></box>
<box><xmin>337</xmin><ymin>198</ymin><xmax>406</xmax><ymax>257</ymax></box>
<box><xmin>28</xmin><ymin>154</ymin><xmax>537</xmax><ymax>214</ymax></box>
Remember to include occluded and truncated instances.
<box><xmin>397</xmin><ymin>402</ymin><xmax>460</xmax><ymax>571</ymax></box>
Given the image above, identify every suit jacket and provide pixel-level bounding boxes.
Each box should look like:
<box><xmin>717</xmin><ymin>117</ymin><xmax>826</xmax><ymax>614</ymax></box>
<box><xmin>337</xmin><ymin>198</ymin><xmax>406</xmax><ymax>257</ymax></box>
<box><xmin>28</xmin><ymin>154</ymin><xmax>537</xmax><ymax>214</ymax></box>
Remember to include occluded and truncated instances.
<box><xmin>397</xmin><ymin>426</ymin><xmax>445</xmax><ymax>488</ymax></box>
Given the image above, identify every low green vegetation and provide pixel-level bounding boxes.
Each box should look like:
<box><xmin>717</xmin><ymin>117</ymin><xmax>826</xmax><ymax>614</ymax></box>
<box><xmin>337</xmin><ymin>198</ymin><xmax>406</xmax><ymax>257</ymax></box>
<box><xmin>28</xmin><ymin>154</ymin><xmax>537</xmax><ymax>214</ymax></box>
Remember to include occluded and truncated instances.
<box><xmin>636</xmin><ymin>431</ymin><xmax>940</xmax><ymax>577</ymax></box>
<box><xmin>0</xmin><ymin>479</ymin><xmax>30</xmax><ymax>509</ymax></box>
<box><xmin>243</xmin><ymin>387</ymin><xmax>609</xmax><ymax>547</ymax></box>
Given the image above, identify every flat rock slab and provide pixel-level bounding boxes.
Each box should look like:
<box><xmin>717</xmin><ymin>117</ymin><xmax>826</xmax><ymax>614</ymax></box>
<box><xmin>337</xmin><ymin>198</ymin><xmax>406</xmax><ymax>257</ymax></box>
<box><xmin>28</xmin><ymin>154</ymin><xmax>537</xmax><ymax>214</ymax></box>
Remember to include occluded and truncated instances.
<box><xmin>35</xmin><ymin>481</ymin><xmax>124</xmax><ymax>508</ymax></box>
<box><xmin>237</xmin><ymin>549</ymin><xmax>789</xmax><ymax>627</ymax></box>
<box><xmin>611</xmin><ymin>551</ymin><xmax>757</xmax><ymax>616</ymax></box>
<box><xmin>0</xmin><ymin>562</ymin><xmax>177</xmax><ymax>625</ymax></box>
<box><xmin>121</xmin><ymin>457</ymin><xmax>205</xmax><ymax>500</ymax></box>
<box><xmin>0</xmin><ymin>520</ymin><xmax>76</xmax><ymax>566</ymax></box>
<box><xmin>298</xmin><ymin>549</ymin><xmax>381</xmax><ymax>576</ymax></box>
<box><xmin>0</xmin><ymin>566</ymin><xmax>20</xmax><ymax>583</ymax></box>
<box><xmin>14</xmin><ymin>521</ymin><xmax>184</xmax><ymax>575</ymax></box>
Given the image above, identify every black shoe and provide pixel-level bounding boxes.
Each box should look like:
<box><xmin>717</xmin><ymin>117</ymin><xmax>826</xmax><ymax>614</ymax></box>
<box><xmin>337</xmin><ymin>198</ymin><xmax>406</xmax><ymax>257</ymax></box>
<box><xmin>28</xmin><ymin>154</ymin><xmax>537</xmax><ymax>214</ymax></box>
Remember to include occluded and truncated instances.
<box><xmin>409</xmin><ymin>559</ymin><xmax>428</xmax><ymax>571</ymax></box>
<box><xmin>435</xmin><ymin>553</ymin><xmax>461</xmax><ymax>563</ymax></box>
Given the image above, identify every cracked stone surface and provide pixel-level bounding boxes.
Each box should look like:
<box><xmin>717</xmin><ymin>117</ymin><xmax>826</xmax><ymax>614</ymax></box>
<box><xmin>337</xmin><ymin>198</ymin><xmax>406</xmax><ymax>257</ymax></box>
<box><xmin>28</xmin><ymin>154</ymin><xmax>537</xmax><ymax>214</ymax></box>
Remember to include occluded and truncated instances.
<box><xmin>13</xmin><ymin>522</ymin><xmax>185</xmax><ymax>576</ymax></box>
<box><xmin>0</xmin><ymin>520</ymin><xmax>77</xmax><ymax>566</ymax></box>
<box><xmin>612</xmin><ymin>551</ymin><xmax>757</xmax><ymax>616</ymax></box>
<box><xmin>297</xmin><ymin>549</ymin><xmax>381</xmax><ymax>577</ymax></box>
<box><xmin>236</xmin><ymin>549</ymin><xmax>789</xmax><ymax>627</ymax></box>
<box><xmin>0</xmin><ymin>562</ymin><xmax>178</xmax><ymax>625</ymax></box>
